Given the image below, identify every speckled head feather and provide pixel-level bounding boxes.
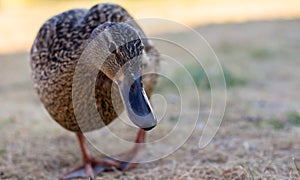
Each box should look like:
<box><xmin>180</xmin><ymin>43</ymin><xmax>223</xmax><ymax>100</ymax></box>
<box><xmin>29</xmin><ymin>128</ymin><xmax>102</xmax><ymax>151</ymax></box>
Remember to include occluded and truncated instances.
<box><xmin>89</xmin><ymin>22</ymin><xmax>144</xmax><ymax>82</ymax></box>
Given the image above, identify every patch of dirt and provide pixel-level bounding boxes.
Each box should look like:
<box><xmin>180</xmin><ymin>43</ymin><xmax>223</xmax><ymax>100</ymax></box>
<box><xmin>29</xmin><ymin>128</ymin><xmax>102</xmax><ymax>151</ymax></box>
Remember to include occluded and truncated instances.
<box><xmin>1</xmin><ymin>19</ymin><xmax>300</xmax><ymax>179</ymax></box>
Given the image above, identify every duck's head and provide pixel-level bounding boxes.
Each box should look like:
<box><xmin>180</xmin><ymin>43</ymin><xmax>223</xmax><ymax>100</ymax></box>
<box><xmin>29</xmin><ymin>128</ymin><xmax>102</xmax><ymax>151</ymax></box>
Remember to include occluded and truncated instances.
<box><xmin>91</xmin><ymin>22</ymin><xmax>157</xmax><ymax>131</ymax></box>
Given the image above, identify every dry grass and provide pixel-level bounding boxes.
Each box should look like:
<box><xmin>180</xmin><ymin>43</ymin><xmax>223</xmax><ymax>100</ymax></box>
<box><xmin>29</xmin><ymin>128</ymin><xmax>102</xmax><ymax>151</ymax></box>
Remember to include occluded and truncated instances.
<box><xmin>0</xmin><ymin>13</ymin><xmax>300</xmax><ymax>180</ymax></box>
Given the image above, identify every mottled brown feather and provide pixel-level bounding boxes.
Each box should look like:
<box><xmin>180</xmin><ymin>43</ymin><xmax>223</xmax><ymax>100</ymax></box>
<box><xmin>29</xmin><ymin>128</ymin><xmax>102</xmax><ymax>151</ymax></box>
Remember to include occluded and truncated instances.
<box><xmin>30</xmin><ymin>3</ymin><xmax>159</xmax><ymax>132</ymax></box>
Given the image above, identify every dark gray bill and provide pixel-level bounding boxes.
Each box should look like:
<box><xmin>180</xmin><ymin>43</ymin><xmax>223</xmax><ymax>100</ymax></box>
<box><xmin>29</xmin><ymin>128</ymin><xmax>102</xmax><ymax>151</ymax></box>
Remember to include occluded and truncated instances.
<box><xmin>119</xmin><ymin>76</ymin><xmax>157</xmax><ymax>131</ymax></box>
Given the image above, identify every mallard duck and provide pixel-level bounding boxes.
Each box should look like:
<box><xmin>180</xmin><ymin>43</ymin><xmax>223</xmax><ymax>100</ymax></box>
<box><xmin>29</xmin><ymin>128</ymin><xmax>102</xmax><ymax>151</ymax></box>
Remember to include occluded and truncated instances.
<box><xmin>30</xmin><ymin>3</ymin><xmax>159</xmax><ymax>179</ymax></box>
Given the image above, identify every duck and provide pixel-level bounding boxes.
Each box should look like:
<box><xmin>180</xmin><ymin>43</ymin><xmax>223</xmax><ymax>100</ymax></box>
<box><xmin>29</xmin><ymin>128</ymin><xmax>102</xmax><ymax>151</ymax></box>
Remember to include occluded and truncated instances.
<box><xmin>30</xmin><ymin>3</ymin><xmax>159</xmax><ymax>179</ymax></box>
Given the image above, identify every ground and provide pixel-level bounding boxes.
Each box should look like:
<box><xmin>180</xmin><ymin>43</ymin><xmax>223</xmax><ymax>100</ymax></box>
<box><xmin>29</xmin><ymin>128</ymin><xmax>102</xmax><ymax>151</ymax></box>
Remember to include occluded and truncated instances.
<box><xmin>0</xmin><ymin>19</ymin><xmax>300</xmax><ymax>179</ymax></box>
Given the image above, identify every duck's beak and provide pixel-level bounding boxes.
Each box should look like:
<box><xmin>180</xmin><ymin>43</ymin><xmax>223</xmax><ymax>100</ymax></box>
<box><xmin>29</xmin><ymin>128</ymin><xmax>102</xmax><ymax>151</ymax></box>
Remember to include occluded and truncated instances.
<box><xmin>118</xmin><ymin>75</ymin><xmax>157</xmax><ymax>131</ymax></box>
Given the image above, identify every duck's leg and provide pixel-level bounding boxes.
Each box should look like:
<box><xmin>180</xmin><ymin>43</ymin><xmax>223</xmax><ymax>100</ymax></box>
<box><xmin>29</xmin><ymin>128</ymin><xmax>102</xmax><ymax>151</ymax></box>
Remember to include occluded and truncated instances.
<box><xmin>61</xmin><ymin>130</ymin><xmax>146</xmax><ymax>179</ymax></box>
<box><xmin>61</xmin><ymin>132</ymin><xmax>96</xmax><ymax>180</ymax></box>
<box><xmin>97</xmin><ymin>129</ymin><xmax>146</xmax><ymax>171</ymax></box>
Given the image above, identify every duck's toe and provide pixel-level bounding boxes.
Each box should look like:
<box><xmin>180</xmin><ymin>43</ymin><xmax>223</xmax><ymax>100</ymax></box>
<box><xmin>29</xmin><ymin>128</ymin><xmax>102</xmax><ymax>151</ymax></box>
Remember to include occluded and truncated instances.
<box><xmin>61</xmin><ymin>163</ymin><xmax>94</xmax><ymax>180</ymax></box>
